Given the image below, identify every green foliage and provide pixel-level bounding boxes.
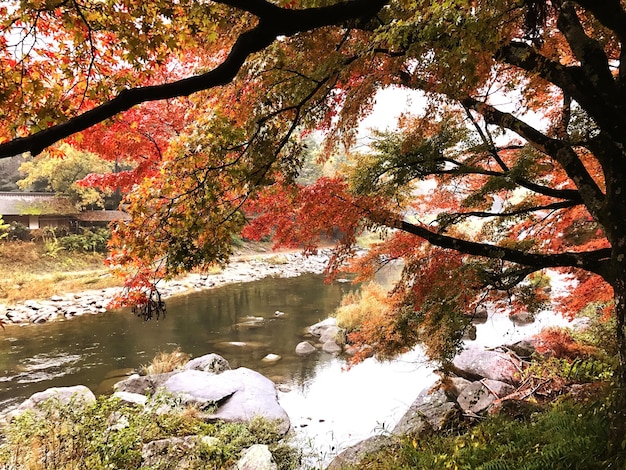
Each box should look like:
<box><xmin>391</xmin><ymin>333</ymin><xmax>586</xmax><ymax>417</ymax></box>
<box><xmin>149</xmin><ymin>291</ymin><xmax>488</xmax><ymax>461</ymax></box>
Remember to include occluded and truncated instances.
<box><xmin>6</xmin><ymin>222</ymin><xmax>31</xmax><ymax>241</ymax></box>
<box><xmin>360</xmin><ymin>401</ymin><xmax>624</xmax><ymax>470</ymax></box>
<box><xmin>18</xmin><ymin>144</ymin><xmax>114</xmax><ymax>210</ymax></box>
<box><xmin>0</xmin><ymin>393</ymin><xmax>299</xmax><ymax>470</ymax></box>
<box><xmin>58</xmin><ymin>228</ymin><xmax>111</xmax><ymax>253</ymax></box>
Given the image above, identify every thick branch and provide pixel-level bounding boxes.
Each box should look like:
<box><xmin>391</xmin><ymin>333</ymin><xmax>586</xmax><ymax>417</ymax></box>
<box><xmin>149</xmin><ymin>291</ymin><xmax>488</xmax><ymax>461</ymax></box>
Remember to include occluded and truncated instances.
<box><xmin>462</xmin><ymin>97</ymin><xmax>606</xmax><ymax>220</ymax></box>
<box><xmin>0</xmin><ymin>0</ymin><xmax>388</xmax><ymax>159</ymax></box>
<box><xmin>396</xmin><ymin>219</ymin><xmax>610</xmax><ymax>276</ymax></box>
<box><xmin>498</xmin><ymin>42</ymin><xmax>626</xmax><ymax>140</ymax></box>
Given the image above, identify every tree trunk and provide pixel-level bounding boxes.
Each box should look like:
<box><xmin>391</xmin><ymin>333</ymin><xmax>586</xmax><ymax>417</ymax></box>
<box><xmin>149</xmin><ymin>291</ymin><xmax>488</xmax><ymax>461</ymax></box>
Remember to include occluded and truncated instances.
<box><xmin>609</xmin><ymin>273</ymin><xmax>626</xmax><ymax>454</ymax></box>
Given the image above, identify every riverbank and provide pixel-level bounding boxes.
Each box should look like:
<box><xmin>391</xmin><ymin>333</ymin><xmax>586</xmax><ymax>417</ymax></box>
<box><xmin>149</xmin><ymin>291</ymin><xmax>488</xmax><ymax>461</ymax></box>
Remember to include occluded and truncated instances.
<box><xmin>0</xmin><ymin>249</ymin><xmax>335</xmax><ymax>326</ymax></box>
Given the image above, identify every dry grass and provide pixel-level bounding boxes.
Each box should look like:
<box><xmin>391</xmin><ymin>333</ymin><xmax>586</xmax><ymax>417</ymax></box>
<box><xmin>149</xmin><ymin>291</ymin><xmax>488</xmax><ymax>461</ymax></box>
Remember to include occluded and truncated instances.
<box><xmin>139</xmin><ymin>348</ymin><xmax>191</xmax><ymax>375</ymax></box>
<box><xmin>0</xmin><ymin>241</ymin><xmax>120</xmax><ymax>304</ymax></box>
<box><xmin>334</xmin><ymin>282</ymin><xmax>391</xmax><ymax>332</ymax></box>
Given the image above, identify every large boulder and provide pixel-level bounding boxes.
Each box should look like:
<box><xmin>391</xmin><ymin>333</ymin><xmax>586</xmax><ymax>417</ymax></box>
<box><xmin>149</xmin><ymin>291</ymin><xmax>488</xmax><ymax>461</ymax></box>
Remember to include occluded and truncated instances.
<box><xmin>451</xmin><ymin>346</ymin><xmax>522</xmax><ymax>385</ymax></box>
<box><xmin>162</xmin><ymin>369</ymin><xmax>241</xmax><ymax>406</ymax></box>
<box><xmin>163</xmin><ymin>368</ymin><xmax>290</xmax><ymax>435</ymax></box>
<box><xmin>308</xmin><ymin>318</ymin><xmax>337</xmax><ymax>337</ymax></box>
<box><xmin>326</xmin><ymin>435</ymin><xmax>397</xmax><ymax>470</ymax></box>
<box><xmin>114</xmin><ymin>372</ymin><xmax>177</xmax><ymax>395</ymax></box>
<box><xmin>6</xmin><ymin>385</ymin><xmax>96</xmax><ymax>422</ymax></box>
<box><xmin>392</xmin><ymin>387</ymin><xmax>462</xmax><ymax>437</ymax></box>
<box><xmin>456</xmin><ymin>379</ymin><xmax>515</xmax><ymax>415</ymax></box>
<box><xmin>184</xmin><ymin>353</ymin><xmax>231</xmax><ymax>374</ymax></box>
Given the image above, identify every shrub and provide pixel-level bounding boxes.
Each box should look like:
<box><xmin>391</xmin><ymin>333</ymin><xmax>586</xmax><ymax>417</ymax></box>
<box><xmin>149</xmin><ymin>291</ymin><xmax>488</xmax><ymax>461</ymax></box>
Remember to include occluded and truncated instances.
<box><xmin>59</xmin><ymin>228</ymin><xmax>111</xmax><ymax>253</ymax></box>
<box><xmin>334</xmin><ymin>282</ymin><xmax>390</xmax><ymax>332</ymax></box>
<box><xmin>0</xmin><ymin>393</ymin><xmax>299</xmax><ymax>469</ymax></box>
<box><xmin>7</xmin><ymin>222</ymin><xmax>31</xmax><ymax>241</ymax></box>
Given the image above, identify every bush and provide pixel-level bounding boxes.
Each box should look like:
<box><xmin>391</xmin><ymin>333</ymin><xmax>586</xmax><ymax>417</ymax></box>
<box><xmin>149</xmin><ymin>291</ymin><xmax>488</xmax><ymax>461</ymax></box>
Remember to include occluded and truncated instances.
<box><xmin>7</xmin><ymin>222</ymin><xmax>31</xmax><ymax>241</ymax></box>
<box><xmin>59</xmin><ymin>228</ymin><xmax>110</xmax><ymax>253</ymax></box>
<box><xmin>334</xmin><ymin>282</ymin><xmax>390</xmax><ymax>332</ymax></box>
<box><xmin>0</xmin><ymin>393</ymin><xmax>299</xmax><ymax>469</ymax></box>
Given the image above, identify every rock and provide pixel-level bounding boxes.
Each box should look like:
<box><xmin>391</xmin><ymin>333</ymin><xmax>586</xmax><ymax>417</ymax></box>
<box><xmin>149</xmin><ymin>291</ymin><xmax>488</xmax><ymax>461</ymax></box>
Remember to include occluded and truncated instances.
<box><xmin>236</xmin><ymin>444</ymin><xmax>277</xmax><ymax>470</ymax></box>
<box><xmin>114</xmin><ymin>372</ymin><xmax>177</xmax><ymax>395</ymax></box>
<box><xmin>456</xmin><ymin>379</ymin><xmax>515</xmax><ymax>415</ymax></box>
<box><xmin>295</xmin><ymin>341</ymin><xmax>316</xmax><ymax>355</ymax></box>
<box><xmin>262</xmin><ymin>354</ymin><xmax>281</xmax><ymax>363</ymax></box>
<box><xmin>308</xmin><ymin>318</ymin><xmax>337</xmax><ymax>337</ymax></box>
<box><xmin>112</xmin><ymin>391</ymin><xmax>148</xmax><ymax>406</ymax></box>
<box><xmin>163</xmin><ymin>370</ymin><xmax>241</xmax><ymax>406</ymax></box>
<box><xmin>203</xmin><ymin>368</ymin><xmax>290</xmax><ymax>435</ymax></box>
<box><xmin>322</xmin><ymin>340</ymin><xmax>342</xmax><ymax>355</ymax></box>
<box><xmin>9</xmin><ymin>385</ymin><xmax>96</xmax><ymax>420</ymax></box>
<box><xmin>441</xmin><ymin>376</ymin><xmax>473</xmax><ymax>400</ymax></box>
<box><xmin>327</xmin><ymin>435</ymin><xmax>397</xmax><ymax>470</ymax></box>
<box><xmin>452</xmin><ymin>346</ymin><xmax>522</xmax><ymax>385</ymax></box>
<box><xmin>393</xmin><ymin>388</ymin><xmax>462</xmax><ymax>437</ymax></box>
<box><xmin>509</xmin><ymin>311</ymin><xmax>535</xmax><ymax>325</ymax></box>
<box><xmin>319</xmin><ymin>325</ymin><xmax>341</xmax><ymax>343</ymax></box>
<box><xmin>463</xmin><ymin>323</ymin><xmax>477</xmax><ymax>341</ymax></box>
<box><xmin>184</xmin><ymin>353</ymin><xmax>231</xmax><ymax>374</ymax></box>
<box><xmin>506</xmin><ymin>339</ymin><xmax>536</xmax><ymax>358</ymax></box>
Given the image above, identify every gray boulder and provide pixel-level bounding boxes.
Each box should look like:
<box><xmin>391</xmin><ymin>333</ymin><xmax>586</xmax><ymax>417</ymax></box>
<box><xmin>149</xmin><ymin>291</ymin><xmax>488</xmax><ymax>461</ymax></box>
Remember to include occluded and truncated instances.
<box><xmin>236</xmin><ymin>444</ymin><xmax>277</xmax><ymax>470</ymax></box>
<box><xmin>456</xmin><ymin>379</ymin><xmax>515</xmax><ymax>415</ymax></box>
<box><xmin>322</xmin><ymin>340</ymin><xmax>342</xmax><ymax>355</ymax></box>
<box><xmin>308</xmin><ymin>318</ymin><xmax>337</xmax><ymax>337</ymax></box>
<box><xmin>319</xmin><ymin>325</ymin><xmax>341</xmax><ymax>343</ymax></box>
<box><xmin>392</xmin><ymin>387</ymin><xmax>462</xmax><ymax>437</ymax></box>
<box><xmin>163</xmin><ymin>369</ymin><xmax>241</xmax><ymax>406</ymax></box>
<box><xmin>114</xmin><ymin>372</ymin><xmax>177</xmax><ymax>395</ymax></box>
<box><xmin>327</xmin><ymin>435</ymin><xmax>397</xmax><ymax>470</ymax></box>
<box><xmin>509</xmin><ymin>311</ymin><xmax>535</xmax><ymax>325</ymax></box>
<box><xmin>184</xmin><ymin>353</ymin><xmax>231</xmax><ymax>374</ymax></box>
<box><xmin>204</xmin><ymin>368</ymin><xmax>290</xmax><ymax>435</ymax></box>
<box><xmin>7</xmin><ymin>385</ymin><xmax>96</xmax><ymax>421</ymax></box>
<box><xmin>161</xmin><ymin>368</ymin><xmax>290</xmax><ymax>435</ymax></box>
<box><xmin>452</xmin><ymin>346</ymin><xmax>522</xmax><ymax>385</ymax></box>
<box><xmin>295</xmin><ymin>341</ymin><xmax>317</xmax><ymax>355</ymax></box>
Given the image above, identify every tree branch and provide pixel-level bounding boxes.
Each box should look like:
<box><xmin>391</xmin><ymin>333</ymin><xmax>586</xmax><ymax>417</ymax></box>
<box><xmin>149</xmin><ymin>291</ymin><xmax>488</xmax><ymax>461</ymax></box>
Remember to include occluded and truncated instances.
<box><xmin>462</xmin><ymin>97</ymin><xmax>606</xmax><ymax>220</ymax></box>
<box><xmin>395</xmin><ymin>219</ymin><xmax>610</xmax><ymax>276</ymax></box>
<box><xmin>0</xmin><ymin>0</ymin><xmax>389</xmax><ymax>159</ymax></box>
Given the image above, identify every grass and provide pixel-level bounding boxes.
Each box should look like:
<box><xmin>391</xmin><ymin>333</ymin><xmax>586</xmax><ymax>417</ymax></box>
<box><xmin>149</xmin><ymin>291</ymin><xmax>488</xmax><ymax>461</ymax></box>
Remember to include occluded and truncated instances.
<box><xmin>0</xmin><ymin>241</ymin><xmax>119</xmax><ymax>304</ymax></box>
<box><xmin>356</xmin><ymin>398</ymin><xmax>625</xmax><ymax>470</ymax></box>
<box><xmin>139</xmin><ymin>348</ymin><xmax>191</xmax><ymax>376</ymax></box>
<box><xmin>0</xmin><ymin>392</ymin><xmax>300</xmax><ymax>469</ymax></box>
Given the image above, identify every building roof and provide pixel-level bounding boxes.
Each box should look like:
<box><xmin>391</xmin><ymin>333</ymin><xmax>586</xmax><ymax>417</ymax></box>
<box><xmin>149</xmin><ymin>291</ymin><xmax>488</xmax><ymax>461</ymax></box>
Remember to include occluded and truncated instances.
<box><xmin>75</xmin><ymin>210</ymin><xmax>131</xmax><ymax>222</ymax></box>
<box><xmin>0</xmin><ymin>192</ymin><xmax>77</xmax><ymax>216</ymax></box>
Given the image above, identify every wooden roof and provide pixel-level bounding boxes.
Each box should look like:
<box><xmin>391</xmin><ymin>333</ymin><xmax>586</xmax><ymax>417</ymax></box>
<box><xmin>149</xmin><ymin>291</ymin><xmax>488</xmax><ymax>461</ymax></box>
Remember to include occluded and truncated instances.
<box><xmin>0</xmin><ymin>192</ymin><xmax>77</xmax><ymax>216</ymax></box>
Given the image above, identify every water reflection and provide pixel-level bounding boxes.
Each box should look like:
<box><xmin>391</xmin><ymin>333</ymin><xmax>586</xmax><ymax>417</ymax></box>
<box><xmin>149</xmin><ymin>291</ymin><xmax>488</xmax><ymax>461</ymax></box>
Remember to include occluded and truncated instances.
<box><xmin>0</xmin><ymin>274</ymin><xmax>358</xmax><ymax>409</ymax></box>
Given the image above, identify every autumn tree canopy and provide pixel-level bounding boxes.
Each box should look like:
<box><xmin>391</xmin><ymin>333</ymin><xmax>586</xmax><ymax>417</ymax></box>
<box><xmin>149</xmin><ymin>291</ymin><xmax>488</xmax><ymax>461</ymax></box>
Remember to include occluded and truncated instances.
<box><xmin>2</xmin><ymin>0</ymin><xmax>626</xmax><ymax>443</ymax></box>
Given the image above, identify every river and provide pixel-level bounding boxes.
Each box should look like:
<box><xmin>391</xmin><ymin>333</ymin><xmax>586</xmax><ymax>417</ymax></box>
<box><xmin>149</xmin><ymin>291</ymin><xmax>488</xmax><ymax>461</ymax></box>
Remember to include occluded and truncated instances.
<box><xmin>0</xmin><ymin>270</ymin><xmax>575</xmax><ymax>466</ymax></box>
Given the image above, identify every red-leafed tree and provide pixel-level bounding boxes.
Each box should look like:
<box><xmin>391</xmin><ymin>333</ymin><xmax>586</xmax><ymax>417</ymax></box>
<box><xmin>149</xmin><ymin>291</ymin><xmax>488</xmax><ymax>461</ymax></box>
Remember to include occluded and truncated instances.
<box><xmin>3</xmin><ymin>0</ymin><xmax>626</xmax><ymax>450</ymax></box>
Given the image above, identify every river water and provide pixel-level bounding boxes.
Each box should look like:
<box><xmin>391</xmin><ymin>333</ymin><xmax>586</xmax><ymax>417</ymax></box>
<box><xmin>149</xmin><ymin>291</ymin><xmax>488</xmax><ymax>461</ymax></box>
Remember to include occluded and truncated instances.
<box><xmin>0</xmin><ymin>270</ymin><xmax>574</xmax><ymax>466</ymax></box>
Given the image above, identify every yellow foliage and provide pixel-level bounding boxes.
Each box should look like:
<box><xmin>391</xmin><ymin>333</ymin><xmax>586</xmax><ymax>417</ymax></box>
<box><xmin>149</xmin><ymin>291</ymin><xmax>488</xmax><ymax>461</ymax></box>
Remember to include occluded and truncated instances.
<box><xmin>334</xmin><ymin>282</ymin><xmax>391</xmax><ymax>332</ymax></box>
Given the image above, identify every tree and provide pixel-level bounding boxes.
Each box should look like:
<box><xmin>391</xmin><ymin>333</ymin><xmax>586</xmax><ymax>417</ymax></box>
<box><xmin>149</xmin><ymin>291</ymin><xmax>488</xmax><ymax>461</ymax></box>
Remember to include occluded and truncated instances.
<box><xmin>18</xmin><ymin>144</ymin><xmax>115</xmax><ymax>210</ymax></box>
<box><xmin>2</xmin><ymin>0</ymin><xmax>626</xmax><ymax>450</ymax></box>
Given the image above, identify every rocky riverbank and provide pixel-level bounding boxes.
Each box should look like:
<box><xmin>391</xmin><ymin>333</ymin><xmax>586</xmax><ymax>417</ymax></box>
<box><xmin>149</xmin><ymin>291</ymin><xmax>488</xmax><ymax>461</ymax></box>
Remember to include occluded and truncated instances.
<box><xmin>0</xmin><ymin>250</ymin><xmax>333</xmax><ymax>326</ymax></box>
